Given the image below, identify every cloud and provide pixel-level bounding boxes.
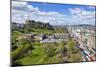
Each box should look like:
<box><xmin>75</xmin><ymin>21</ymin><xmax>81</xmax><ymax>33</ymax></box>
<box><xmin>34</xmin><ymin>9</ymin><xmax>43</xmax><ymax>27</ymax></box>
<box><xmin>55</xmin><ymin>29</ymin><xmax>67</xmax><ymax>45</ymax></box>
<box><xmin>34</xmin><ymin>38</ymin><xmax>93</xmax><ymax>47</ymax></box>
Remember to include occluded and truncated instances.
<box><xmin>12</xmin><ymin>9</ymin><xmax>27</xmax><ymax>23</ymax></box>
<box><xmin>12</xmin><ymin>1</ymin><xmax>27</xmax><ymax>7</ymax></box>
<box><xmin>89</xmin><ymin>6</ymin><xmax>96</xmax><ymax>9</ymax></box>
<box><xmin>12</xmin><ymin>1</ymin><xmax>95</xmax><ymax>25</ymax></box>
<box><xmin>37</xmin><ymin>11</ymin><xmax>61</xmax><ymax>16</ymax></box>
<box><xmin>12</xmin><ymin>1</ymin><xmax>39</xmax><ymax>12</ymax></box>
<box><xmin>12</xmin><ymin>1</ymin><xmax>27</xmax><ymax>11</ymax></box>
<box><xmin>68</xmin><ymin>7</ymin><xmax>95</xmax><ymax>25</ymax></box>
<box><xmin>68</xmin><ymin>8</ymin><xmax>83</xmax><ymax>14</ymax></box>
<box><xmin>12</xmin><ymin>1</ymin><xmax>39</xmax><ymax>23</ymax></box>
<box><xmin>28</xmin><ymin>5</ymin><xmax>39</xmax><ymax>12</ymax></box>
<box><xmin>11</xmin><ymin>1</ymin><xmax>68</xmax><ymax>25</ymax></box>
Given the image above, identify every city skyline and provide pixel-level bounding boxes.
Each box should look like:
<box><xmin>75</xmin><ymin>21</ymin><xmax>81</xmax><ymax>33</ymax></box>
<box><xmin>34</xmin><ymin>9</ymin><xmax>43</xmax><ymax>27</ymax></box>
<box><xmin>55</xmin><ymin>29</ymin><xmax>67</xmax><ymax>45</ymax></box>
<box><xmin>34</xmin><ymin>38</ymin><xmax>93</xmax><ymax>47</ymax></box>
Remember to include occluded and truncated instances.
<box><xmin>12</xmin><ymin>1</ymin><xmax>96</xmax><ymax>25</ymax></box>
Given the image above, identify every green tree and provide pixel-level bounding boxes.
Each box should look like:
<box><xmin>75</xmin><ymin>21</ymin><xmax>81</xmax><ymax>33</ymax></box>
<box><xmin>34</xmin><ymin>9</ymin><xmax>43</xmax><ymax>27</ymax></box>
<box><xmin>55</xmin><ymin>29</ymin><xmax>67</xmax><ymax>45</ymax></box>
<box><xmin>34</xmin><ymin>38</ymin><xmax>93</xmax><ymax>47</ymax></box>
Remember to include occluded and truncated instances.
<box><xmin>12</xmin><ymin>39</ymin><xmax>33</xmax><ymax>65</ymax></box>
<box><xmin>67</xmin><ymin>40</ymin><xmax>76</xmax><ymax>53</ymax></box>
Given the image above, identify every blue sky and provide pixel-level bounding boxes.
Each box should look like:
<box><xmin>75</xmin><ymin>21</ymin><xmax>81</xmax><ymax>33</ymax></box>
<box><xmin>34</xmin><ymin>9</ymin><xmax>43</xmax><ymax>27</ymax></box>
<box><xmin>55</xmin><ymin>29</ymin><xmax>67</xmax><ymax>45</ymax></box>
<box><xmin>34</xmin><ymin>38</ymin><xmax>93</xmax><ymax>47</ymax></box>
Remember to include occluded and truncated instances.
<box><xmin>12</xmin><ymin>1</ymin><xmax>96</xmax><ymax>25</ymax></box>
<box><xmin>28</xmin><ymin>2</ymin><xmax>95</xmax><ymax>14</ymax></box>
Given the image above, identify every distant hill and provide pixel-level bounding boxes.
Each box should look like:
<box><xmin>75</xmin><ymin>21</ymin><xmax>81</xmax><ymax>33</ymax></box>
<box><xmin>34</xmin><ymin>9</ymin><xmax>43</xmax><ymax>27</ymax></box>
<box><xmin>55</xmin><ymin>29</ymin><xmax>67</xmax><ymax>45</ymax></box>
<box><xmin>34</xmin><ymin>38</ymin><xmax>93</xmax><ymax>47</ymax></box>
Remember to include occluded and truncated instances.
<box><xmin>11</xmin><ymin>22</ymin><xmax>25</xmax><ymax>32</ymax></box>
<box><xmin>25</xmin><ymin>20</ymin><xmax>54</xmax><ymax>30</ymax></box>
<box><xmin>53</xmin><ymin>24</ymin><xmax>95</xmax><ymax>27</ymax></box>
<box><xmin>11</xmin><ymin>20</ymin><xmax>54</xmax><ymax>32</ymax></box>
<box><xmin>69</xmin><ymin>24</ymin><xmax>95</xmax><ymax>27</ymax></box>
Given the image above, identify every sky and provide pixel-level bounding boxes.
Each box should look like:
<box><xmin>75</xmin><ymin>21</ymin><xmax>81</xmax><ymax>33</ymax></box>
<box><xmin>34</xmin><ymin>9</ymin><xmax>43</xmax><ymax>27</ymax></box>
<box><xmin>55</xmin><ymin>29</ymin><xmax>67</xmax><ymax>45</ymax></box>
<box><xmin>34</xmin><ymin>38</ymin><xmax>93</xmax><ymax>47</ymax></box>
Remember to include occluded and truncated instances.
<box><xmin>11</xmin><ymin>1</ymin><xmax>96</xmax><ymax>25</ymax></box>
